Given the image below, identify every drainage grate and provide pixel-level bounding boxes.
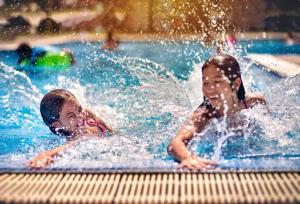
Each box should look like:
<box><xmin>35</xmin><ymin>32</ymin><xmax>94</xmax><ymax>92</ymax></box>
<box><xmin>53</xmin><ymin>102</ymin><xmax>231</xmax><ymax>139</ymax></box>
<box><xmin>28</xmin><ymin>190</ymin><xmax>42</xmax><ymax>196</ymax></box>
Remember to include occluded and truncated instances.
<box><xmin>0</xmin><ymin>172</ymin><xmax>299</xmax><ymax>203</ymax></box>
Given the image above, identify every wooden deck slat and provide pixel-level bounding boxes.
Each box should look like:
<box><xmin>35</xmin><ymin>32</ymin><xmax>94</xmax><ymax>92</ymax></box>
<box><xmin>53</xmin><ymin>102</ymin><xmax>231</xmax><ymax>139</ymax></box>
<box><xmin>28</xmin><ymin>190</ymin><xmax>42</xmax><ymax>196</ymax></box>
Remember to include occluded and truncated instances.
<box><xmin>197</xmin><ymin>174</ymin><xmax>205</xmax><ymax>203</ymax></box>
<box><xmin>0</xmin><ymin>172</ymin><xmax>299</xmax><ymax>204</ymax></box>
<box><xmin>87</xmin><ymin>174</ymin><xmax>102</xmax><ymax>203</ymax></box>
<box><xmin>279</xmin><ymin>174</ymin><xmax>297</xmax><ymax>202</ymax></box>
<box><xmin>50</xmin><ymin>173</ymin><xmax>76</xmax><ymax>203</ymax></box>
<box><xmin>147</xmin><ymin>174</ymin><xmax>156</xmax><ymax>203</ymax></box>
<box><xmin>173</xmin><ymin>173</ymin><xmax>179</xmax><ymax>203</ymax></box>
<box><xmin>133</xmin><ymin>174</ymin><xmax>144</xmax><ymax>203</ymax></box>
<box><xmin>186</xmin><ymin>173</ymin><xmax>193</xmax><ymax>203</ymax></box>
<box><xmin>161</xmin><ymin>174</ymin><xmax>170</xmax><ymax>203</ymax></box>
<box><xmin>17</xmin><ymin>174</ymin><xmax>46</xmax><ymax>203</ymax></box>
<box><xmin>256</xmin><ymin>173</ymin><xmax>274</xmax><ymax>203</ymax></box>
<box><xmin>262</xmin><ymin>173</ymin><xmax>279</xmax><ymax>202</ymax></box>
<box><xmin>74</xmin><ymin>174</ymin><xmax>93</xmax><ymax>203</ymax></box>
<box><xmin>179</xmin><ymin>173</ymin><xmax>187</xmax><ymax>203</ymax></box>
<box><xmin>8</xmin><ymin>174</ymin><xmax>37</xmax><ymax>203</ymax></box>
<box><xmin>275</xmin><ymin>173</ymin><xmax>296</xmax><ymax>203</ymax></box>
<box><xmin>98</xmin><ymin>174</ymin><xmax>113</xmax><ymax>203</ymax></box>
<box><xmin>153</xmin><ymin>174</ymin><xmax>162</xmax><ymax>203</ymax></box>
<box><xmin>249</xmin><ymin>173</ymin><xmax>265</xmax><ymax>203</ymax></box>
<box><xmin>140</xmin><ymin>174</ymin><xmax>150</xmax><ymax>203</ymax></box>
<box><xmin>267</xmin><ymin>173</ymin><xmax>286</xmax><ymax>202</ymax></box>
<box><xmin>48</xmin><ymin>174</ymin><xmax>65</xmax><ymax>203</ymax></box>
<box><xmin>232</xmin><ymin>173</ymin><xmax>246</xmax><ymax>203</ymax></box>
<box><xmin>215</xmin><ymin>173</ymin><xmax>225</xmax><ymax>203</ymax></box>
<box><xmin>3</xmin><ymin>174</ymin><xmax>31</xmax><ymax>202</ymax></box>
<box><xmin>191</xmin><ymin>174</ymin><xmax>199</xmax><ymax>203</ymax></box>
<box><xmin>221</xmin><ymin>174</ymin><xmax>231</xmax><ymax>203</ymax></box>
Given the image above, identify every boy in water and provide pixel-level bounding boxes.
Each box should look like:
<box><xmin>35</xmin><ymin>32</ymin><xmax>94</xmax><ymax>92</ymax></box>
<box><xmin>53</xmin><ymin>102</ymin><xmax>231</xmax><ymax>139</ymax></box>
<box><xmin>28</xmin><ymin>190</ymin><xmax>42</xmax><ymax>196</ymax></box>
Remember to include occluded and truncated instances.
<box><xmin>168</xmin><ymin>54</ymin><xmax>266</xmax><ymax>170</ymax></box>
<box><xmin>28</xmin><ymin>89</ymin><xmax>112</xmax><ymax>169</ymax></box>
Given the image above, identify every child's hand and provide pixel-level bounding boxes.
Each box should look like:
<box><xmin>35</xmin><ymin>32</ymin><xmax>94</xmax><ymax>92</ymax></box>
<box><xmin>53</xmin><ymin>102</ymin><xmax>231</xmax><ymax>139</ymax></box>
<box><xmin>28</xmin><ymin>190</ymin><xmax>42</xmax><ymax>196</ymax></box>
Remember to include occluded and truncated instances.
<box><xmin>27</xmin><ymin>152</ymin><xmax>54</xmax><ymax>169</ymax></box>
<box><xmin>178</xmin><ymin>155</ymin><xmax>218</xmax><ymax>171</ymax></box>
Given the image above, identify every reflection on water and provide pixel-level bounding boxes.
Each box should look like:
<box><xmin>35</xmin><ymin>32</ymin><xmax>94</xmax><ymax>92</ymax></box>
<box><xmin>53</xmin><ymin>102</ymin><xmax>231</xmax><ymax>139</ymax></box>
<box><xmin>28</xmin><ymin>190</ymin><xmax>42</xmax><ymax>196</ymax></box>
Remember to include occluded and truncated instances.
<box><xmin>0</xmin><ymin>41</ymin><xmax>299</xmax><ymax>170</ymax></box>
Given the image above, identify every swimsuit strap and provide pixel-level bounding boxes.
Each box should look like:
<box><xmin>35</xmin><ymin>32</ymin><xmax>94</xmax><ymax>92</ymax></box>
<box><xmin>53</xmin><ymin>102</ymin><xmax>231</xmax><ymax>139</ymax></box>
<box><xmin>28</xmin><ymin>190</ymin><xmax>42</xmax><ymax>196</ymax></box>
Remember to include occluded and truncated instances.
<box><xmin>242</xmin><ymin>100</ymin><xmax>248</xmax><ymax>109</ymax></box>
<box><xmin>86</xmin><ymin>119</ymin><xmax>107</xmax><ymax>137</ymax></box>
<box><xmin>97</xmin><ymin>123</ymin><xmax>107</xmax><ymax>137</ymax></box>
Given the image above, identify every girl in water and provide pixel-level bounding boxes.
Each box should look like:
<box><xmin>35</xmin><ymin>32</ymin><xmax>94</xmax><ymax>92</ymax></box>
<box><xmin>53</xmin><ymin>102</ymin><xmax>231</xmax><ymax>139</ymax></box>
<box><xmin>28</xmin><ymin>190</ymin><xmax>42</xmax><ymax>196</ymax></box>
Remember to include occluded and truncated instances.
<box><xmin>168</xmin><ymin>54</ymin><xmax>266</xmax><ymax>170</ymax></box>
<box><xmin>28</xmin><ymin>89</ymin><xmax>113</xmax><ymax>169</ymax></box>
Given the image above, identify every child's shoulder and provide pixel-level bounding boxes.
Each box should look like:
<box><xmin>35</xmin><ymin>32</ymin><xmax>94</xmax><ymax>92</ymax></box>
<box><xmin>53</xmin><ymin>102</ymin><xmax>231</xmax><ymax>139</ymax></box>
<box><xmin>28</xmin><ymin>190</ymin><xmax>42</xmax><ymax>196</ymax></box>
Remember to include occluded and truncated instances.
<box><xmin>85</xmin><ymin>107</ymin><xmax>97</xmax><ymax>118</ymax></box>
<box><xmin>245</xmin><ymin>92</ymin><xmax>266</xmax><ymax>107</ymax></box>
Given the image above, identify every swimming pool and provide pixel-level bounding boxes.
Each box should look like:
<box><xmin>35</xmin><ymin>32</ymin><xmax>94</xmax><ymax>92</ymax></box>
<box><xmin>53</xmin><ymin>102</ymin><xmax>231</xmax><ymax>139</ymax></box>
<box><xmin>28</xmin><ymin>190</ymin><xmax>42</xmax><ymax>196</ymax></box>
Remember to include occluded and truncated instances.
<box><xmin>0</xmin><ymin>39</ymin><xmax>300</xmax><ymax>172</ymax></box>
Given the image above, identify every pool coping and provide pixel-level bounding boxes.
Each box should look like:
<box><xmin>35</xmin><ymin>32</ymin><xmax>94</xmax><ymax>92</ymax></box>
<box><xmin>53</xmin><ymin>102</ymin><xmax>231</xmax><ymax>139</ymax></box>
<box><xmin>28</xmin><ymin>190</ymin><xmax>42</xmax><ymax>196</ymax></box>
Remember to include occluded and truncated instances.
<box><xmin>246</xmin><ymin>54</ymin><xmax>300</xmax><ymax>77</ymax></box>
<box><xmin>0</xmin><ymin>32</ymin><xmax>290</xmax><ymax>51</ymax></box>
<box><xmin>1</xmin><ymin>165</ymin><xmax>300</xmax><ymax>174</ymax></box>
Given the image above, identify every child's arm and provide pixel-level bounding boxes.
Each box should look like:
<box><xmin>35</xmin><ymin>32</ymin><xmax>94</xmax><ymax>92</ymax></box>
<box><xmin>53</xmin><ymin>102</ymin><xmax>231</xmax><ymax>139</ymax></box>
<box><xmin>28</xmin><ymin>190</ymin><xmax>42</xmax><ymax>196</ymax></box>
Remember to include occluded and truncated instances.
<box><xmin>168</xmin><ymin>109</ymin><xmax>217</xmax><ymax>170</ymax></box>
<box><xmin>85</xmin><ymin>108</ymin><xmax>113</xmax><ymax>133</ymax></box>
<box><xmin>167</xmin><ymin>121</ymin><xmax>195</xmax><ymax>161</ymax></box>
<box><xmin>28</xmin><ymin>141</ymin><xmax>75</xmax><ymax>169</ymax></box>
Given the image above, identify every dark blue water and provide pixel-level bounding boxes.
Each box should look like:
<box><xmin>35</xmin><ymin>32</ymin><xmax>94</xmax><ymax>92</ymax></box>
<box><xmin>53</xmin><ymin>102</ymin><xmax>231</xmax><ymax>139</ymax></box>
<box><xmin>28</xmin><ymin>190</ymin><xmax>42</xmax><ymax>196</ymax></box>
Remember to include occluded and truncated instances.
<box><xmin>0</xmin><ymin>39</ymin><xmax>300</xmax><ymax>172</ymax></box>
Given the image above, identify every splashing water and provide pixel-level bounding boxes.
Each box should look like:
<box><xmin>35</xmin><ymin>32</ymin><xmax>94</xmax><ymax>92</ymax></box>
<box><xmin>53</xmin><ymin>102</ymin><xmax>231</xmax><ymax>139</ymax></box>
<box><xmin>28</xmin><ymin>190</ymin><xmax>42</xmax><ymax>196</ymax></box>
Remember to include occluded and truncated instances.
<box><xmin>0</xmin><ymin>62</ymin><xmax>43</xmax><ymax>130</ymax></box>
<box><xmin>0</xmin><ymin>45</ymin><xmax>193</xmax><ymax>169</ymax></box>
<box><xmin>187</xmin><ymin>62</ymin><xmax>300</xmax><ymax>167</ymax></box>
<box><xmin>0</xmin><ymin>40</ymin><xmax>300</xmax><ymax>171</ymax></box>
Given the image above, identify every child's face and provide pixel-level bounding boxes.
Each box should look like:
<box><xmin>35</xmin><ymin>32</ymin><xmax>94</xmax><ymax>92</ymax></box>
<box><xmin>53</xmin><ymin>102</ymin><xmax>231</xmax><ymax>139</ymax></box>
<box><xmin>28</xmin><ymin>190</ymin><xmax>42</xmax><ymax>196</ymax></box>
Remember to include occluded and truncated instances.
<box><xmin>56</xmin><ymin>98</ymin><xmax>99</xmax><ymax>137</ymax></box>
<box><xmin>202</xmin><ymin>65</ymin><xmax>237</xmax><ymax>110</ymax></box>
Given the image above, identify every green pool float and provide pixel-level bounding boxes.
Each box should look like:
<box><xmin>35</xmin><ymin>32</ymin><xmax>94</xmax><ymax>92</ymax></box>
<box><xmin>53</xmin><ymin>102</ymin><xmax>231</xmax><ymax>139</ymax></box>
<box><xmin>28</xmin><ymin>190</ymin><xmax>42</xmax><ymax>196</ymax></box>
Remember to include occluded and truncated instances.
<box><xmin>19</xmin><ymin>51</ymin><xmax>73</xmax><ymax>73</ymax></box>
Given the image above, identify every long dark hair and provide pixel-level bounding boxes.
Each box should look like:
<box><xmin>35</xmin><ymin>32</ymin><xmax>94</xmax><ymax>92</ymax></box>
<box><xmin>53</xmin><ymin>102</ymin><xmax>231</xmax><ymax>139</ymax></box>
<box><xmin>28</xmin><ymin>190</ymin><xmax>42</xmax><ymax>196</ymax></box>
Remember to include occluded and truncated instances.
<box><xmin>40</xmin><ymin>89</ymin><xmax>75</xmax><ymax>136</ymax></box>
<box><xmin>202</xmin><ymin>54</ymin><xmax>246</xmax><ymax>101</ymax></box>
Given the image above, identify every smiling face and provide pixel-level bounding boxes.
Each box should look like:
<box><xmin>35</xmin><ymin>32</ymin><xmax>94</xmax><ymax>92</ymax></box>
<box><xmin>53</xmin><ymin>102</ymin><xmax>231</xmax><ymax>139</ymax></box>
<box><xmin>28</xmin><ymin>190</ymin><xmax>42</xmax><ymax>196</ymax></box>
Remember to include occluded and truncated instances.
<box><xmin>202</xmin><ymin>64</ymin><xmax>240</xmax><ymax>111</ymax></box>
<box><xmin>52</xmin><ymin>98</ymin><xmax>99</xmax><ymax>137</ymax></box>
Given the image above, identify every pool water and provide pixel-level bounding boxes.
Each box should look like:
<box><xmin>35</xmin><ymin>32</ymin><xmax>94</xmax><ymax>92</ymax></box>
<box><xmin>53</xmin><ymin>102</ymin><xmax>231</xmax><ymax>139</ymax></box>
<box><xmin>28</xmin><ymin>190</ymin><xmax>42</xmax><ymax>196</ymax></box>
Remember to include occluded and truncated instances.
<box><xmin>0</xmin><ymin>39</ymin><xmax>300</xmax><ymax>171</ymax></box>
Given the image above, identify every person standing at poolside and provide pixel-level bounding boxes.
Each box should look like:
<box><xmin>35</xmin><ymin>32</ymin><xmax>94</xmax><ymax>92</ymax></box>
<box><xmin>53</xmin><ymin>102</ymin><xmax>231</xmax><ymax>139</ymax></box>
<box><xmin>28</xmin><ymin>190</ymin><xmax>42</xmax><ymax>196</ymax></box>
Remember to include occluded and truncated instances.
<box><xmin>168</xmin><ymin>54</ymin><xmax>266</xmax><ymax>170</ymax></box>
<box><xmin>101</xmin><ymin>31</ymin><xmax>119</xmax><ymax>51</ymax></box>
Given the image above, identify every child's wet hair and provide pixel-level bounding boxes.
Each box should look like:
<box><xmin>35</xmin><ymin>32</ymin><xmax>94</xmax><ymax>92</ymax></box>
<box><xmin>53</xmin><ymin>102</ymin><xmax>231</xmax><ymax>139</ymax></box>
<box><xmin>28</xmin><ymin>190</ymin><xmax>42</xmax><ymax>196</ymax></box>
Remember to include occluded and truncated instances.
<box><xmin>16</xmin><ymin>43</ymin><xmax>32</xmax><ymax>64</ymax></box>
<box><xmin>40</xmin><ymin>89</ymin><xmax>75</xmax><ymax>135</ymax></box>
<box><xmin>202</xmin><ymin>54</ymin><xmax>246</xmax><ymax>101</ymax></box>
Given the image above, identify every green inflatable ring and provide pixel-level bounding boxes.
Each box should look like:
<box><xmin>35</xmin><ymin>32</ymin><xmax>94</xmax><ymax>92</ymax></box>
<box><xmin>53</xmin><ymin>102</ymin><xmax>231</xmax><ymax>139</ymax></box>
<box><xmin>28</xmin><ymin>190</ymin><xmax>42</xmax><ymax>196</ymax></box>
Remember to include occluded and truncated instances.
<box><xmin>19</xmin><ymin>51</ymin><xmax>72</xmax><ymax>73</ymax></box>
